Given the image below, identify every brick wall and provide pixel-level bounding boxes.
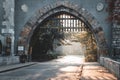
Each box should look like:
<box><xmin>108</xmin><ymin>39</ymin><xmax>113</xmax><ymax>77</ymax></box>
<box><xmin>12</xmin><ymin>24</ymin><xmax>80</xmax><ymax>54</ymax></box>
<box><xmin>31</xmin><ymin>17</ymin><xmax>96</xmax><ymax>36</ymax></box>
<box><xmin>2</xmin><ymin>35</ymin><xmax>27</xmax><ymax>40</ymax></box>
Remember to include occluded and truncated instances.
<box><xmin>112</xmin><ymin>0</ymin><xmax>120</xmax><ymax>57</ymax></box>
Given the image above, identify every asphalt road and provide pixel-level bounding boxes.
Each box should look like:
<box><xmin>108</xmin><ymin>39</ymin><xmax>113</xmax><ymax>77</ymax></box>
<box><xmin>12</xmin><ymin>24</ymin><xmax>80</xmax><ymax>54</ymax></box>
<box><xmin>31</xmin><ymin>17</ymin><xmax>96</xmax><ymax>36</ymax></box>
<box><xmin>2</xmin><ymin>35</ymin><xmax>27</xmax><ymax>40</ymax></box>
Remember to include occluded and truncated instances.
<box><xmin>0</xmin><ymin>55</ymin><xmax>84</xmax><ymax>80</ymax></box>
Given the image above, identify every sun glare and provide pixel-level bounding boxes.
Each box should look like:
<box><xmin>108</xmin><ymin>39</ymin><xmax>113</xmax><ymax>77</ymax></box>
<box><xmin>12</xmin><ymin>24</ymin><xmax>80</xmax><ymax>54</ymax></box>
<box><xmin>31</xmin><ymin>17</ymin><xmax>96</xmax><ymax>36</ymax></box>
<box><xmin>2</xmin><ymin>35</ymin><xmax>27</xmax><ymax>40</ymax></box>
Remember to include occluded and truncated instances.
<box><xmin>57</xmin><ymin>55</ymin><xmax>84</xmax><ymax>64</ymax></box>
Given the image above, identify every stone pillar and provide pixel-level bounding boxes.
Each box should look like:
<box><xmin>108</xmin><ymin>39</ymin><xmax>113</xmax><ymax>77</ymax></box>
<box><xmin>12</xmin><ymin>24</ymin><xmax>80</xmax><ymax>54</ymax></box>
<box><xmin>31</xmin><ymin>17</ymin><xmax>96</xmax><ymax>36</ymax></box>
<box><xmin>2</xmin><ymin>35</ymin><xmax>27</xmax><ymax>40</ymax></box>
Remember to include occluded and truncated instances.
<box><xmin>112</xmin><ymin>0</ymin><xmax>120</xmax><ymax>58</ymax></box>
<box><xmin>2</xmin><ymin>0</ymin><xmax>15</xmax><ymax>56</ymax></box>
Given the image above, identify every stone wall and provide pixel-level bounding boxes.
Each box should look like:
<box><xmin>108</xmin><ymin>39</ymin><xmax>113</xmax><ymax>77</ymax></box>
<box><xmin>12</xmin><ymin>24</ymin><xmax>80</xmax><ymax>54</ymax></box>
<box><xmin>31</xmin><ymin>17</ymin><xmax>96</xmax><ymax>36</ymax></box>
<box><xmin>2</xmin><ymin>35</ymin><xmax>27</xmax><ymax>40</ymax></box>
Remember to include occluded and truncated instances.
<box><xmin>112</xmin><ymin>0</ymin><xmax>120</xmax><ymax>57</ymax></box>
<box><xmin>2</xmin><ymin>0</ymin><xmax>15</xmax><ymax>56</ymax></box>
<box><xmin>0</xmin><ymin>0</ymin><xmax>20</xmax><ymax>65</ymax></box>
<box><xmin>0</xmin><ymin>0</ymin><xmax>4</xmax><ymax>32</ymax></box>
<box><xmin>100</xmin><ymin>57</ymin><xmax>120</xmax><ymax>79</ymax></box>
<box><xmin>15</xmin><ymin>0</ymin><xmax>111</xmax><ymax>53</ymax></box>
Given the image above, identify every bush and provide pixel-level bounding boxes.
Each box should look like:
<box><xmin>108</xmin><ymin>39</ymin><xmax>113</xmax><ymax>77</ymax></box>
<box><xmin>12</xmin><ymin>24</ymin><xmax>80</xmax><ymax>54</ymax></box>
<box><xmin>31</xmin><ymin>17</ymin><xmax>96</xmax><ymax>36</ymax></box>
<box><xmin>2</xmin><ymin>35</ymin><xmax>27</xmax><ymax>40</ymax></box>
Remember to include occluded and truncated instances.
<box><xmin>85</xmin><ymin>54</ymin><xmax>97</xmax><ymax>62</ymax></box>
<box><xmin>46</xmin><ymin>53</ymin><xmax>58</xmax><ymax>59</ymax></box>
<box><xmin>85</xmin><ymin>49</ymin><xmax>97</xmax><ymax>62</ymax></box>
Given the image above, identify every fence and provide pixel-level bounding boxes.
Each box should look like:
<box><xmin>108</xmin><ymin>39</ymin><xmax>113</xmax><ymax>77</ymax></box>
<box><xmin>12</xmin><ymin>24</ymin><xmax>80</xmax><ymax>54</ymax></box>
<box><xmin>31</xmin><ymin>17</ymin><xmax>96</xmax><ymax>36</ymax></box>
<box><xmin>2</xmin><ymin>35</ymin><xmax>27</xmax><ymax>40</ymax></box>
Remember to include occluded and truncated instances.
<box><xmin>100</xmin><ymin>57</ymin><xmax>120</xmax><ymax>79</ymax></box>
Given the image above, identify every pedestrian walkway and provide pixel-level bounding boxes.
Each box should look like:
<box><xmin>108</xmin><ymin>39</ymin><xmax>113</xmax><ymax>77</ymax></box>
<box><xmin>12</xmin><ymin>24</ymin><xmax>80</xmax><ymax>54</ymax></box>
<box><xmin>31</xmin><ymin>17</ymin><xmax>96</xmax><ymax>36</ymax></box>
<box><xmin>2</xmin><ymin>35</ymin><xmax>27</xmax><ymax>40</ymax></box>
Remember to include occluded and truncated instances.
<box><xmin>80</xmin><ymin>62</ymin><xmax>117</xmax><ymax>80</ymax></box>
<box><xmin>0</xmin><ymin>62</ymin><xmax>36</xmax><ymax>73</ymax></box>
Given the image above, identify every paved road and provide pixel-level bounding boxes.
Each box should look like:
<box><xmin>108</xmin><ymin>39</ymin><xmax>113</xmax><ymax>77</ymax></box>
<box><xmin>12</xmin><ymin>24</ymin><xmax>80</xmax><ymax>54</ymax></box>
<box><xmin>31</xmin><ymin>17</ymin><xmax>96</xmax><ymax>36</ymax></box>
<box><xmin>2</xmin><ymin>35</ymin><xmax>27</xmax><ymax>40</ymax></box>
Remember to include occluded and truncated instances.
<box><xmin>0</xmin><ymin>55</ymin><xmax>84</xmax><ymax>80</ymax></box>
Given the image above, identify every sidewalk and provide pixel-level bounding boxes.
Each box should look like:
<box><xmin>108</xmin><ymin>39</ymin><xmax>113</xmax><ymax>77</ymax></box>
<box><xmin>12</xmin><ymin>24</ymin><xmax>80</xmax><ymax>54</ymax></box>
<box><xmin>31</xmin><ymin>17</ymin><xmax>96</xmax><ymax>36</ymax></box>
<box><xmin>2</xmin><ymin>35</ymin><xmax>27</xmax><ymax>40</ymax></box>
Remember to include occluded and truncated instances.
<box><xmin>80</xmin><ymin>62</ymin><xmax>118</xmax><ymax>80</ymax></box>
<box><xmin>0</xmin><ymin>62</ymin><xmax>37</xmax><ymax>73</ymax></box>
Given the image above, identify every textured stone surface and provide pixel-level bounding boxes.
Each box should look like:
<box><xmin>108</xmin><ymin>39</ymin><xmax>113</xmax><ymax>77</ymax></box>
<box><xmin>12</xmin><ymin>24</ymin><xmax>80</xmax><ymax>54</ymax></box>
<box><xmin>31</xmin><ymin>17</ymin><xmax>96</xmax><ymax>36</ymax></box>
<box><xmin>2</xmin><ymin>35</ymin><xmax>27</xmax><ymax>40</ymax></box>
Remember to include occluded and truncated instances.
<box><xmin>18</xmin><ymin>1</ymin><xmax>107</xmax><ymax>55</ymax></box>
<box><xmin>112</xmin><ymin>0</ymin><xmax>120</xmax><ymax>57</ymax></box>
<box><xmin>3</xmin><ymin>0</ymin><xmax>14</xmax><ymax>28</ymax></box>
<box><xmin>0</xmin><ymin>0</ymin><xmax>18</xmax><ymax>65</ymax></box>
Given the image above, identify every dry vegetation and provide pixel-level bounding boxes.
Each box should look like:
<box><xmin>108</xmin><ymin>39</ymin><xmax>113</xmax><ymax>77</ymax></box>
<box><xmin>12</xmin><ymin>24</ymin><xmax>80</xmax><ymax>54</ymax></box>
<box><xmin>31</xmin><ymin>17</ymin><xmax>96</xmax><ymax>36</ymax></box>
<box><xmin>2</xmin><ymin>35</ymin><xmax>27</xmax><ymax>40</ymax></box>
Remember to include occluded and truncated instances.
<box><xmin>74</xmin><ymin>31</ymin><xmax>97</xmax><ymax>62</ymax></box>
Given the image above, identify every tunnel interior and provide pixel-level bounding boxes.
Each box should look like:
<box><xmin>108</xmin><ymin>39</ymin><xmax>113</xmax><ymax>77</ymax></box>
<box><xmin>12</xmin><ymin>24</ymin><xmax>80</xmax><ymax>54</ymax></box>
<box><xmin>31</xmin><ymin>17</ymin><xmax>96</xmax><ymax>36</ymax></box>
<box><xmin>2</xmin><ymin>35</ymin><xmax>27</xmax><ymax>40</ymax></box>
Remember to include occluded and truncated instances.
<box><xmin>29</xmin><ymin>12</ymin><xmax>97</xmax><ymax>62</ymax></box>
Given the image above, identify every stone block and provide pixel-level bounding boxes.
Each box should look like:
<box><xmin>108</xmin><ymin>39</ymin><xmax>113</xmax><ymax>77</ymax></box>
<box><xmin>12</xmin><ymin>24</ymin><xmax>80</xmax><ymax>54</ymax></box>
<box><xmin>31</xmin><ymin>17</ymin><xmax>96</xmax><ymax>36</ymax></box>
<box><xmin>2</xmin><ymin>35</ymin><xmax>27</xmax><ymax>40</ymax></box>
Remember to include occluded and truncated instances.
<box><xmin>46</xmin><ymin>5</ymin><xmax>51</xmax><ymax>11</ymax></box>
<box><xmin>38</xmin><ymin>19</ymin><xmax>43</xmax><ymax>23</ymax></box>
<box><xmin>64</xmin><ymin>1</ymin><xmax>70</xmax><ymax>7</ymax></box>
<box><xmin>3</xmin><ymin>0</ymin><xmax>15</xmax><ymax>28</ymax></box>
<box><xmin>94</xmin><ymin>27</ymin><xmax>103</xmax><ymax>34</ymax></box>
<box><xmin>39</xmin><ymin>8</ymin><xmax>46</xmax><ymax>14</ymax></box>
<box><xmin>20</xmin><ymin>28</ymin><xmax>30</xmax><ymax>38</ymax></box>
<box><xmin>100</xmin><ymin>57</ymin><xmax>120</xmax><ymax>78</ymax></box>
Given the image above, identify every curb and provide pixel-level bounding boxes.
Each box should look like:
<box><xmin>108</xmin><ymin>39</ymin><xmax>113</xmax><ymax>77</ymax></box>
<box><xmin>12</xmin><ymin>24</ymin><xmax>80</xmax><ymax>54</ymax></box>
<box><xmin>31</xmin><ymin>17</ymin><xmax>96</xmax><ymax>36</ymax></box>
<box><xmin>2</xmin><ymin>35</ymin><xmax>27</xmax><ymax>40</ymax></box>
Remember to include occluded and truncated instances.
<box><xmin>0</xmin><ymin>62</ymin><xmax>37</xmax><ymax>73</ymax></box>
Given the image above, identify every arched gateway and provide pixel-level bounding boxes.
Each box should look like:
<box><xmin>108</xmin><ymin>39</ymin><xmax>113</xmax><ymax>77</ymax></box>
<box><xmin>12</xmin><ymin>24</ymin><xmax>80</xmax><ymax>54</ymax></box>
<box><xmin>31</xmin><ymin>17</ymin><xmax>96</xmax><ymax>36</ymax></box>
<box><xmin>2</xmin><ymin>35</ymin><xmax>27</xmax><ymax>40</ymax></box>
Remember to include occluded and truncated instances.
<box><xmin>17</xmin><ymin>1</ymin><xmax>108</xmax><ymax>59</ymax></box>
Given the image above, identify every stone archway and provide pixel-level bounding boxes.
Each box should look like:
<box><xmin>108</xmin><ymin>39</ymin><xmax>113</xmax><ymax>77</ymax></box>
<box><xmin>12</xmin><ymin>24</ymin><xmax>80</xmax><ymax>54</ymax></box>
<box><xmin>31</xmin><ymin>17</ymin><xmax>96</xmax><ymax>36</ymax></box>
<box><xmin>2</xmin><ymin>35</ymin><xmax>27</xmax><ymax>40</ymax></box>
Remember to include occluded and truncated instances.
<box><xmin>18</xmin><ymin>1</ymin><xmax>108</xmax><ymax>57</ymax></box>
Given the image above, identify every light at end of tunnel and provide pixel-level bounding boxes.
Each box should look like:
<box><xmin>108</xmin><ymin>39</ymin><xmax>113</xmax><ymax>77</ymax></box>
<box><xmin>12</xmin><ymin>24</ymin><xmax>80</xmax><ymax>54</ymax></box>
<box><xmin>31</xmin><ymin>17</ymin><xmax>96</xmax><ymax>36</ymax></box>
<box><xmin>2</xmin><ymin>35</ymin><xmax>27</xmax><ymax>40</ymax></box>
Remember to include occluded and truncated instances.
<box><xmin>56</xmin><ymin>55</ymin><xmax>84</xmax><ymax>64</ymax></box>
